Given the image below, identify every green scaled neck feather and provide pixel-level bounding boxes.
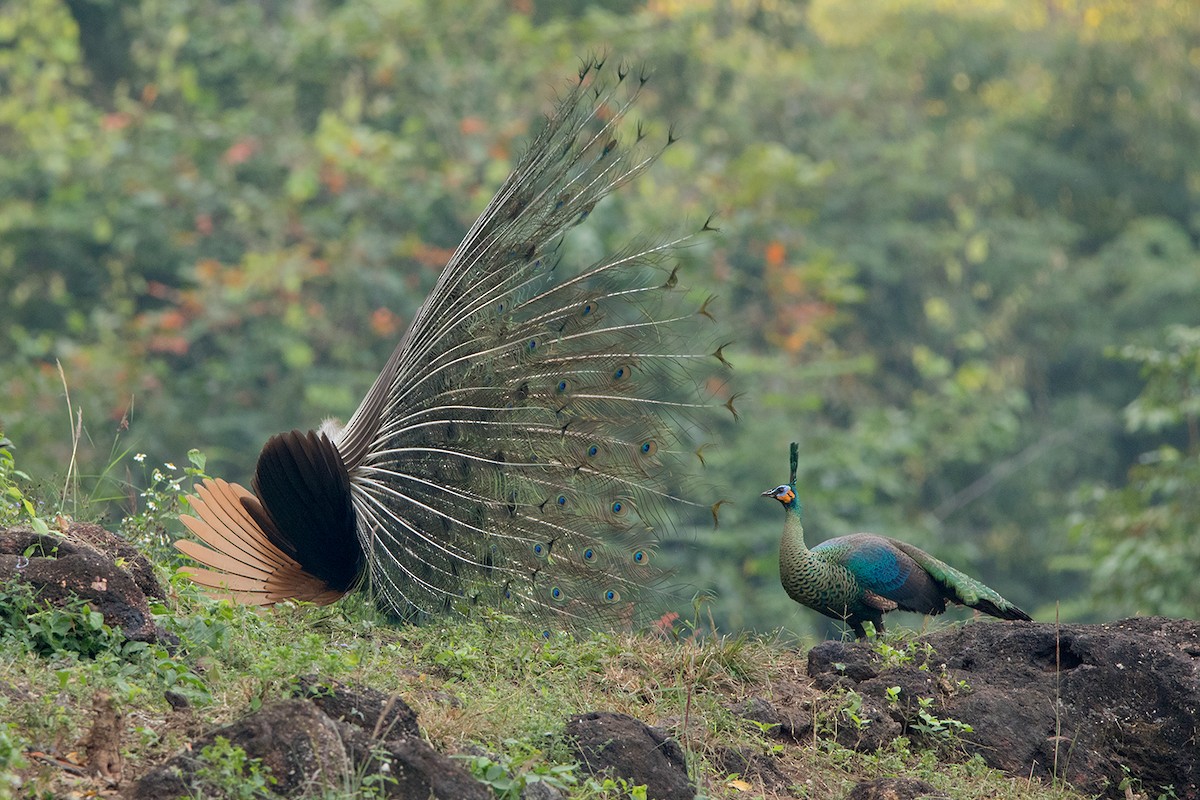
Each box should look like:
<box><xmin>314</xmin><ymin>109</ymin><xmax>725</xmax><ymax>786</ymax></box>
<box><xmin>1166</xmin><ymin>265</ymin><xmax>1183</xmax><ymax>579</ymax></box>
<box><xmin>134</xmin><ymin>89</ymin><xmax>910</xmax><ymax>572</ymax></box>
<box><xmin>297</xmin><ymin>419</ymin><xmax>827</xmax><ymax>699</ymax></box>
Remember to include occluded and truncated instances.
<box><xmin>762</xmin><ymin>442</ymin><xmax>1032</xmax><ymax>640</ymax></box>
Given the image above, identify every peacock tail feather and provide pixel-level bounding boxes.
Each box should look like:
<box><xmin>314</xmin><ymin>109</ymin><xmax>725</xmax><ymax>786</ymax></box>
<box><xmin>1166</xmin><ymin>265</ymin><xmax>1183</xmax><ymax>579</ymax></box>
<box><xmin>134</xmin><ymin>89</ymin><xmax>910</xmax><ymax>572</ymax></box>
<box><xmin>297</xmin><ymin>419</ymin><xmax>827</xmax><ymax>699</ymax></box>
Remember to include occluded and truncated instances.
<box><xmin>176</xmin><ymin>57</ymin><xmax>731</xmax><ymax>630</ymax></box>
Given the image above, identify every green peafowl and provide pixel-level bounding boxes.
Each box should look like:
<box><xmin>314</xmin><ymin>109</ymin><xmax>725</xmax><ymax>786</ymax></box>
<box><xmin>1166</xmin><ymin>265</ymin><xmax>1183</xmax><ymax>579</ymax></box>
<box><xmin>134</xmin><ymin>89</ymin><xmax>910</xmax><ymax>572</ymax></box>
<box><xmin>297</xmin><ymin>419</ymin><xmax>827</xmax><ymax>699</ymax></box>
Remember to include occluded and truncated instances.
<box><xmin>174</xmin><ymin>57</ymin><xmax>731</xmax><ymax>629</ymax></box>
<box><xmin>762</xmin><ymin>443</ymin><xmax>1031</xmax><ymax>639</ymax></box>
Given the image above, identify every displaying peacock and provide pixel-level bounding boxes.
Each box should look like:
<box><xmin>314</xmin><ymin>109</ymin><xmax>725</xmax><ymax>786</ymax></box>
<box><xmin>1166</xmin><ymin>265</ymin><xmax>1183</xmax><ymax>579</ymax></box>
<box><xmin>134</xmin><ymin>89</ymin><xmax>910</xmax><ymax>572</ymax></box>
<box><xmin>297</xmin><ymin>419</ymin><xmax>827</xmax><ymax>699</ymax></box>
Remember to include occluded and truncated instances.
<box><xmin>762</xmin><ymin>443</ymin><xmax>1031</xmax><ymax>639</ymax></box>
<box><xmin>173</xmin><ymin>57</ymin><xmax>730</xmax><ymax>629</ymax></box>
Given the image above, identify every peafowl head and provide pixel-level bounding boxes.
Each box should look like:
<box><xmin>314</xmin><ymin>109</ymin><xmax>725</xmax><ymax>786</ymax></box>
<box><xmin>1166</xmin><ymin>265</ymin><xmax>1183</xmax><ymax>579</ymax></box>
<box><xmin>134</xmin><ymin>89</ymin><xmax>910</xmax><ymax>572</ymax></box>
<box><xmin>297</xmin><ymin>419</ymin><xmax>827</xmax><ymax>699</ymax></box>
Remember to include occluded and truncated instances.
<box><xmin>761</xmin><ymin>442</ymin><xmax>802</xmax><ymax>511</ymax></box>
<box><xmin>761</xmin><ymin>484</ymin><xmax>800</xmax><ymax>510</ymax></box>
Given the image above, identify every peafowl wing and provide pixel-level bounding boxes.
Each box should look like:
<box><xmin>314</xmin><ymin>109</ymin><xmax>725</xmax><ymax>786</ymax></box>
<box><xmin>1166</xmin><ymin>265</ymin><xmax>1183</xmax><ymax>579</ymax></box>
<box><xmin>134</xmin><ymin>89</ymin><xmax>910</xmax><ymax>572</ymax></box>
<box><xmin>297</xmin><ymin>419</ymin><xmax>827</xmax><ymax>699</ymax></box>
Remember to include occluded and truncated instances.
<box><xmin>816</xmin><ymin>534</ymin><xmax>949</xmax><ymax>616</ymax></box>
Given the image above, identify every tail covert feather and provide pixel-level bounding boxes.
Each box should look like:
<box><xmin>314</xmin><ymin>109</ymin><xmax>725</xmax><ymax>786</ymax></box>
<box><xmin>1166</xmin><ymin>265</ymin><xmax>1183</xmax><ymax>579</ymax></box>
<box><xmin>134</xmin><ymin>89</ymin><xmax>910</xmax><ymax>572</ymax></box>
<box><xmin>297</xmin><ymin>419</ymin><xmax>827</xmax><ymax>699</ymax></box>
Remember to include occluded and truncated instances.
<box><xmin>175</xmin><ymin>56</ymin><xmax>731</xmax><ymax>628</ymax></box>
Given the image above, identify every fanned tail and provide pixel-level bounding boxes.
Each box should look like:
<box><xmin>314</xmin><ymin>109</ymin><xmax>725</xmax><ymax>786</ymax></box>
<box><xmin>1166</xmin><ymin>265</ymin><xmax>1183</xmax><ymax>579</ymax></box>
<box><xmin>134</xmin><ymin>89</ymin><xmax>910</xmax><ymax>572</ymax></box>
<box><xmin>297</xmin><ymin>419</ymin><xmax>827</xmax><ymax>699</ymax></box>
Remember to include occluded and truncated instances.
<box><xmin>175</xmin><ymin>57</ymin><xmax>731</xmax><ymax>627</ymax></box>
<box><xmin>340</xmin><ymin>57</ymin><xmax>728</xmax><ymax>627</ymax></box>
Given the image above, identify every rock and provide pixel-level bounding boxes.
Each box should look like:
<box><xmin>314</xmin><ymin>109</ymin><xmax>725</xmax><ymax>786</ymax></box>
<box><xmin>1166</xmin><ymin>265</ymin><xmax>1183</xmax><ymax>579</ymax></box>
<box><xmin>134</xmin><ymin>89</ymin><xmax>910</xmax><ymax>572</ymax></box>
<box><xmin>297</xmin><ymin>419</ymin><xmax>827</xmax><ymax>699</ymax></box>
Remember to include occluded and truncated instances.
<box><xmin>164</xmin><ymin>690</ymin><xmax>190</xmax><ymax>711</ymax></box>
<box><xmin>64</xmin><ymin>522</ymin><xmax>167</xmax><ymax>601</ymax></box>
<box><xmin>0</xmin><ymin>526</ymin><xmax>170</xmax><ymax>644</ymax></box>
<box><xmin>927</xmin><ymin>618</ymin><xmax>1199</xmax><ymax>800</ymax></box>
<box><xmin>808</xmin><ymin>640</ymin><xmax>879</xmax><ymax>687</ymax></box>
<box><xmin>801</xmin><ymin>618</ymin><xmax>1200</xmax><ymax>800</ymax></box>
<box><xmin>823</xmin><ymin>688</ymin><xmax>904</xmax><ymax>753</ymax></box>
<box><xmin>728</xmin><ymin>696</ymin><xmax>813</xmax><ymax>740</ymax></box>
<box><xmin>129</xmin><ymin>688</ymin><xmax>488</xmax><ymax>799</ymax></box>
<box><xmin>844</xmin><ymin>777</ymin><xmax>946</xmax><ymax>799</ymax></box>
<box><xmin>521</xmin><ymin>779</ymin><xmax>565</xmax><ymax>800</ymax></box>
<box><xmin>565</xmin><ymin>711</ymin><xmax>693</xmax><ymax>800</ymax></box>
<box><xmin>294</xmin><ymin>674</ymin><xmax>420</xmax><ymax>738</ymax></box>
<box><xmin>127</xmin><ymin>699</ymin><xmax>350</xmax><ymax>798</ymax></box>
<box><xmin>332</xmin><ymin>720</ymin><xmax>491</xmax><ymax>800</ymax></box>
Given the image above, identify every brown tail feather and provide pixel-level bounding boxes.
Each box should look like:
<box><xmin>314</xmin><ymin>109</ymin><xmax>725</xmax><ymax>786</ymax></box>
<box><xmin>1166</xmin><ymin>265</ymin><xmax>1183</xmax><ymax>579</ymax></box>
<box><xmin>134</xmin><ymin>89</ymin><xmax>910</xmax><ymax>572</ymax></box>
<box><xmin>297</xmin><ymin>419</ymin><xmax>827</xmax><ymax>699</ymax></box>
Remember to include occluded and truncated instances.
<box><xmin>179</xmin><ymin>480</ymin><xmax>284</xmax><ymax>576</ymax></box>
<box><xmin>175</xmin><ymin>478</ymin><xmax>346</xmax><ymax>606</ymax></box>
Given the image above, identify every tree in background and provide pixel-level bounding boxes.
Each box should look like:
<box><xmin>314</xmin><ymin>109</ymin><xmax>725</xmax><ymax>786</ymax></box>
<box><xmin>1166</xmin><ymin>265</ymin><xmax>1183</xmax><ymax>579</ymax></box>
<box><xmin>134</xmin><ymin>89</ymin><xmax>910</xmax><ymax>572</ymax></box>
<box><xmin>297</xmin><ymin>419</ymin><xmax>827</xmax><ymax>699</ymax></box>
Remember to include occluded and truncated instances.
<box><xmin>1068</xmin><ymin>326</ymin><xmax>1200</xmax><ymax>619</ymax></box>
<box><xmin>2</xmin><ymin>0</ymin><xmax>1198</xmax><ymax>635</ymax></box>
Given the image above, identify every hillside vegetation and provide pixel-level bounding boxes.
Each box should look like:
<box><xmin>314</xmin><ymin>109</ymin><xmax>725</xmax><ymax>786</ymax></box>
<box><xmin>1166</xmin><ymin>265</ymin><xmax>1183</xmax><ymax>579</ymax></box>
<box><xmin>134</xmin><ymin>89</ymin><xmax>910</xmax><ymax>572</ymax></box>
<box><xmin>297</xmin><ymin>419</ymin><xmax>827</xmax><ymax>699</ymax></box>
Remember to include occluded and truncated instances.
<box><xmin>0</xmin><ymin>455</ymin><xmax>1104</xmax><ymax>798</ymax></box>
<box><xmin>2</xmin><ymin>0</ymin><xmax>1197</xmax><ymax>637</ymax></box>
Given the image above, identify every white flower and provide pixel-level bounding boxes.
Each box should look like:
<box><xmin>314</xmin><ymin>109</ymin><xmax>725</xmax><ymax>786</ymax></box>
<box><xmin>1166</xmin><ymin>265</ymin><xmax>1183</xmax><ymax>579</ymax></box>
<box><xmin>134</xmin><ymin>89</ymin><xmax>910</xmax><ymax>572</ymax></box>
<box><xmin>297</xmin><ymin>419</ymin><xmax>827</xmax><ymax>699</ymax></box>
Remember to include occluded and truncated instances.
<box><xmin>164</xmin><ymin>462</ymin><xmax>177</xmax><ymax>471</ymax></box>
<box><xmin>134</xmin><ymin>453</ymin><xmax>146</xmax><ymax>463</ymax></box>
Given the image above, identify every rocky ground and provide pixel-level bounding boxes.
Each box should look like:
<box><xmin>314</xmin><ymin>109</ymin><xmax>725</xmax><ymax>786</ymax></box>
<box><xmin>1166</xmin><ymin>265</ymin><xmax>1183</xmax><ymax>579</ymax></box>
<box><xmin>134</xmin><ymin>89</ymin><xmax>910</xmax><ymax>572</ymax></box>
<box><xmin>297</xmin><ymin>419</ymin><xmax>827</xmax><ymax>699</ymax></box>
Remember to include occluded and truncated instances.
<box><xmin>3</xmin><ymin>524</ymin><xmax>1198</xmax><ymax>799</ymax></box>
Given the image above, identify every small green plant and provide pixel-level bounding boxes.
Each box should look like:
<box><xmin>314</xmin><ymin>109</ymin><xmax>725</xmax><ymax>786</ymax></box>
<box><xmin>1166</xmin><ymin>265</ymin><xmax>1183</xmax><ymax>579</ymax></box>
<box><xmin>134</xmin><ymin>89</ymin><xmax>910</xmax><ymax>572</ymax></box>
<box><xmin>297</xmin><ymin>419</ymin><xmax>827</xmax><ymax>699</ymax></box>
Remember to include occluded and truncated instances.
<box><xmin>1116</xmin><ymin>764</ymin><xmax>1178</xmax><ymax>800</ymax></box>
<box><xmin>874</xmin><ymin>640</ymin><xmax>913</xmax><ymax>668</ymax></box>
<box><xmin>191</xmin><ymin>736</ymin><xmax>276</xmax><ymax>800</ymax></box>
<box><xmin>870</xmin><ymin>634</ymin><xmax>937</xmax><ymax>671</ymax></box>
<box><xmin>0</xmin><ymin>437</ymin><xmax>49</xmax><ymax>533</ymax></box>
<box><xmin>840</xmin><ymin>690</ymin><xmax>872</xmax><ymax>731</ymax></box>
<box><xmin>577</xmin><ymin>774</ymin><xmax>650</xmax><ymax>800</ymax></box>
<box><xmin>0</xmin><ymin>723</ymin><xmax>28</xmax><ymax>800</ymax></box>
<box><xmin>423</xmin><ymin>641</ymin><xmax>485</xmax><ymax>681</ymax></box>
<box><xmin>0</xmin><ymin>580</ymin><xmax>121</xmax><ymax>659</ymax></box>
<box><xmin>121</xmin><ymin>449</ymin><xmax>209</xmax><ymax>559</ymax></box>
<box><xmin>345</xmin><ymin>744</ymin><xmax>399</xmax><ymax>798</ymax></box>
<box><xmin>464</xmin><ymin>753</ymin><xmax>522</xmax><ymax>798</ymax></box>
<box><xmin>461</xmin><ymin>743</ymin><xmax>583</xmax><ymax>799</ymax></box>
<box><xmin>909</xmin><ymin>696</ymin><xmax>973</xmax><ymax>741</ymax></box>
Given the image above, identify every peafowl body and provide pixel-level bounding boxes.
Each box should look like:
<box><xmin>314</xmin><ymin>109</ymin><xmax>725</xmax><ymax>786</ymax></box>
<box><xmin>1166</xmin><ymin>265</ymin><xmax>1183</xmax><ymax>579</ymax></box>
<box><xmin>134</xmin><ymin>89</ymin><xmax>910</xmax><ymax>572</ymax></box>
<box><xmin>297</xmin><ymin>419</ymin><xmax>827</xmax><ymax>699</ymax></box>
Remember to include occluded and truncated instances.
<box><xmin>762</xmin><ymin>444</ymin><xmax>1031</xmax><ymax>639</ymax></box>
<box><xmin>174</xmin><ymin>58</ymin><xmax>728</xmax><ymax>629</ymax></box>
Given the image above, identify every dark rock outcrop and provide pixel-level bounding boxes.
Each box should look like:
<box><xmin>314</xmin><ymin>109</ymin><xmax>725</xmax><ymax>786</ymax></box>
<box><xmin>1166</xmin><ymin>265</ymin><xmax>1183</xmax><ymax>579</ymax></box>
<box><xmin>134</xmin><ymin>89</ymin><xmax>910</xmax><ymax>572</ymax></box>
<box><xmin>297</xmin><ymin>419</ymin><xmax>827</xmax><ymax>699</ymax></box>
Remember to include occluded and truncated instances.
<box><xmin>804</xmin><ymin>618</ymin><xmax>1200</xmax><ymax>800</ymax></box>
<box><xmin>729</xmin><ymin>695</ymin><xmax>814</xmax><ymax>741</ymax></box>
<box><xmin>844</xmin><ymin>777</ymin><xmax>946</xmax><ymax>800</ymax></box>
<box><xmin>710</xmin><ymin>746</ymin><xmax>792</xmax><ymax>794</ymax></box>
<box><xmin>128</xmin><ymin>699</ymin><xmax>349</xmax><ymax>798</ymax></box>
<box><xmin>127</xmin><ymin>691</ymin><xmax>489</xmax><ymax>800</ymax></box>
<box><xmin>294</xmin><ymin>674</ymin><xmax>420</xmax><ymax>739</ymax></box>
<box><xmin>565</xmin><ymin>711</ymin><xmax>694</xmax><ymax>800</ymax></box>
<box><xmin>0</xmin><ymin>525</ymin><xmax>170</xmax><ymax>644</ymax></box>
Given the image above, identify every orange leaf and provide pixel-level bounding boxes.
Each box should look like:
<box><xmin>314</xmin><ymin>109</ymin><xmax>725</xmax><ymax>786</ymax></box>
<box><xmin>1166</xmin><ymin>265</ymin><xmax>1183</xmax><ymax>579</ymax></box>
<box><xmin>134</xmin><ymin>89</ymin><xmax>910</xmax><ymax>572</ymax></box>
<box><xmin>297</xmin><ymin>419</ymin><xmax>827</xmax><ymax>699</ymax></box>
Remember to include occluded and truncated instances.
<box><xmin>765</xmin><ymin>240</ymin><xmax>786</xmax><ymax>268</ymax></box>
<box><xmin>222</xmin><ymin>138</ymin><xmax>258</xmax><ymax>165</ymax></box>
<box><xmin>459</xmin><ymin>116</ymin><xmax>487</xmax><ymax>135</ymax></box>
<box><xmin>370</xmin><ymin>307</ymin><xmax>401</xmax><ymax>337</ymax></box>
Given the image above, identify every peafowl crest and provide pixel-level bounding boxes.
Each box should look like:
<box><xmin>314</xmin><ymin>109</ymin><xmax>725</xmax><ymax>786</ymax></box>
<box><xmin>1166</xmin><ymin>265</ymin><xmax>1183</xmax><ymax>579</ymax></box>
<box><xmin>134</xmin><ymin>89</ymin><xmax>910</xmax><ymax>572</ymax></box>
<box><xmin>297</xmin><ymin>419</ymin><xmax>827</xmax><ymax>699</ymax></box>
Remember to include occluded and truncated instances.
<box><xmin>763</xmin><ymin>443</ymin><xmax>1031</xmax><ymax>639</ymax></box>
<box><xmin>175</xmin><ymin>57</ymin><xmax>732</xmax><ymax>630</ymax></box>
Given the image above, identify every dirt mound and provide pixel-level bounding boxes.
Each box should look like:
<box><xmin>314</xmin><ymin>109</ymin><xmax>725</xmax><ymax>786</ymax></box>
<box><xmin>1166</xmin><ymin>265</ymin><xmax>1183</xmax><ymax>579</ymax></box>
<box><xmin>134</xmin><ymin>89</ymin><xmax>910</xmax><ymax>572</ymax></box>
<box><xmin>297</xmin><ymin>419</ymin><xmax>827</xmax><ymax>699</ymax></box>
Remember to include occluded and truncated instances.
<box><xmin>803</xmin><ymin>617</ymin><xmax>1199</xmax><ymax>799</ymax></box>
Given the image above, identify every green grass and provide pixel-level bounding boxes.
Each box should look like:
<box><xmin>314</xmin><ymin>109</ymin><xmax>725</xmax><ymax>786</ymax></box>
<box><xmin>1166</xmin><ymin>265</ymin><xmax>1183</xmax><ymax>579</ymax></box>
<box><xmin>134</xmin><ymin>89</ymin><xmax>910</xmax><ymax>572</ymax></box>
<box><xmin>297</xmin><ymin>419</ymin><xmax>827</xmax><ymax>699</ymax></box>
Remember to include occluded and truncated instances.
<box><xmin>0</xmin><ymin>443</ymin><xmax>1093</xmax><ymax>799</ymax></box>
<box><xmin>0</xmin><ymin>593</ymin><xmax>1095</xmax><ymax>799</ymax></box>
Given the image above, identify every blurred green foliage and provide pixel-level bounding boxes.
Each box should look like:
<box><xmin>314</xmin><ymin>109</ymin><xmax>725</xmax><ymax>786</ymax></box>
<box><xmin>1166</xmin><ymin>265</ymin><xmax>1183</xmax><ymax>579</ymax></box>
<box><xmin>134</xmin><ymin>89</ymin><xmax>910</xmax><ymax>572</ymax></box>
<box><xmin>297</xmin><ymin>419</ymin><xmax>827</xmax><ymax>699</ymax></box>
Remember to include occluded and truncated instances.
<box><xmin>1067</xmin><ymin>326</ymin><xmax>1200</xmax><ymax>620</ymax></box>
<box><xmin>2</xmin><ymin>0</ymin><xmax>1198</xmax><ymax>635</ymax></box>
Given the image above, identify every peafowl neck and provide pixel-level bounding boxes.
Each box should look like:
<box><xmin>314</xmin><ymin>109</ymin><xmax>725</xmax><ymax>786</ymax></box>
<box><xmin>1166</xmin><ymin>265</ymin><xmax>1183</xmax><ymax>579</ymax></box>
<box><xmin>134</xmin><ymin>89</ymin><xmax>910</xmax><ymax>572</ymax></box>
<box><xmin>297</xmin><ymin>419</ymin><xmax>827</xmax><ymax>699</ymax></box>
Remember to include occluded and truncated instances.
<box><xmin>778</xmin><ymin>495</ymin><xmax>823</xmax><ymax>590</ymax></box>
<box><xmin>779</xmin><ymin>498</ymin><xmax>810</xmax><ymax>563</ymax></box>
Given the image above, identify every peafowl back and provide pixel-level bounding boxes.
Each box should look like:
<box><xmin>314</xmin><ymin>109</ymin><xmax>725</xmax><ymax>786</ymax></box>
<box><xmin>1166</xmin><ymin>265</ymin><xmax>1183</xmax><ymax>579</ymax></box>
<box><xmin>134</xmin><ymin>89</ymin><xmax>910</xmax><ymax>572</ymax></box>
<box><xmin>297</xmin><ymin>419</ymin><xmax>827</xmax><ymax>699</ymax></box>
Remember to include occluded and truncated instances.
<box><xmin>175</xmin><ymin>58</ymin><xmax>731</xmax><ymax>630</ymax></box>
